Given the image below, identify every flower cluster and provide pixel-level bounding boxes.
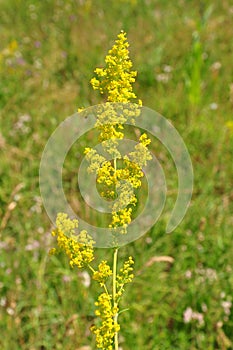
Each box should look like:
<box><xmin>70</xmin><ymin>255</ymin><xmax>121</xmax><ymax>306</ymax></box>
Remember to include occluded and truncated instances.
<box><xmin>110</xmin><ymin>207</ymin><xmax>133</xmax><ymax>234</ymax></box>
<box><xmin>91</xmin><ymin>31</ymin><xmax>141</xmax><ymax>147</ymax></box>
<box><xmin>85</xmin><ymin>32</ymin><xmax>152</xmax><ymax>235</ymax></box>
<box><xmin>93</xmin><ymin>261</ymin><xmax>113</xmax><ymax>286</ymax></box>
<box><xmin>128</xmin><ymin>133</ymin><xmax>152</xmax><ymax>168</ymax></box>
<box><xmin>84</xmin><ymin>148</ymin><xmax>106</xmax><ymax>173</ymax></box>
<box><xmin>91</xmin><ymin>31</ymin><xmax>141</xmax><ymax>105</ymax></box>
<box><xmin>116</xmin><ymin>256</ymin><xmax>134</xmax><ymax>299</ymax></box>
<box><xmin>50</xmin><ymin>213</ymin><xmax>95</xmax><ymax>268</ymax></box>
<box><xmin>91</xmin><ymin>292</ymin><xmax>120</xmax><ymax>350</ymax></box>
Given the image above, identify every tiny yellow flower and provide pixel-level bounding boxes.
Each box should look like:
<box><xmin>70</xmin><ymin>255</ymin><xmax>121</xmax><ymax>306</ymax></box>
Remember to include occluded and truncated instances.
<box><xmin>93</xmin><ymin>261</ymin><xmax>113</xmax><ymax>286</ymax></box>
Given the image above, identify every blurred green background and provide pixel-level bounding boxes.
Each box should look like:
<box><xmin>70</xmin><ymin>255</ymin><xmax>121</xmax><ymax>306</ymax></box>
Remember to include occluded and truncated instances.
<box><xmin>0</xmin><ymin>0</ymin><xmax>233</xmax><ymax>349</ymax></box>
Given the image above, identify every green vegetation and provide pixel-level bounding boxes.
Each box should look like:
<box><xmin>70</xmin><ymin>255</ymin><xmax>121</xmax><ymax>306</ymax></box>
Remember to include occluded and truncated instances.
<box><xmin>0</xmin><ymin>1</ymin><xmax>233</xmax><ymax>349</ymax></box>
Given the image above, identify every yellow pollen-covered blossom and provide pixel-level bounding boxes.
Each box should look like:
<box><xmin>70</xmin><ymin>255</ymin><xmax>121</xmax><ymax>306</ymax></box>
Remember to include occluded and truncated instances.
<box><xmin>97</xmin><ymin>161</ymin><xmax>116</xmax><ymax>186</ymax></box>
<box><xmin>112</xmin><ymin>181</ymin><xmax>136</xmax><ymax>213</ymax></box>
<box><xmin>51</xmin><ymin>213</ymin><xmax>95</xmax><ymax>268</ymax></box>
<box><xmin>110</xmin><ymin>207</ymin><xmax>133</xmax><ymax>234</ymax></box>
<box><xmin>84</xmin><ymin>148</ymin><xmax>106</xmax><ymax>173</ymax></box>
<box><xmin>126</xmin><ymin>132</ymin><xmax>152</xmax><ymax>168</ymax></box>
<box><xmin>91</xmin><ymin>292</ymin><xmax>120</xmax><ymax>350</ymax></box>
<box><xmin>54</xmin><ymin>212</ymin><xmax>78</xmax><ymax>235</ymax></box>
<box><xmin>120</xmin><ymin>159</ymin><xmax>144</xmax><ymax>188</ymax></box>
<box><xmin>139</xmin><ymin>133</ymin><xmax>151</xmax><ymax>147</ymax></box>
<box><xmin>93</xmin><ymin>261</ymin><xmax>113</xmax><ymax>286</ymax></box>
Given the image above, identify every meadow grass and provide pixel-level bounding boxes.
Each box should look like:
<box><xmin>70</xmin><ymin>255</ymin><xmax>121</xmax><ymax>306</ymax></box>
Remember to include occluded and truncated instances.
<box><xmin>0</xmin><ymin>0</ymin><xmax>233</xmax><ymax>349</ymax></box>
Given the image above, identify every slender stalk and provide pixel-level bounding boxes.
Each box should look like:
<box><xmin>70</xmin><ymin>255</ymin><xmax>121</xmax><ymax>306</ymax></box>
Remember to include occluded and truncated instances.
<box><xmin>114</xmin><ymin>157</ymin><xmax>117</xmax><ymax>174</ymax></box>
<box><xmin>113</xmin><ymin>157</ymin><xmax>119</xmax><ymax>349</ymax></box>
<box><xmin>88</xmin><ymin>264</ymin><xmax>95</xmax><ymax>274</ymax></box>
<box><xmin>113</xmin><ymin>247</ymin><xmax>119</xmax><ymax>350</ymax></box>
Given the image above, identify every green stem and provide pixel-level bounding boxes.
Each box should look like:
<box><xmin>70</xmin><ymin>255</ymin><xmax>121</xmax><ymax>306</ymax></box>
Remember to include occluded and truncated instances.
<box><xmin>113</xmin><ymin>157</ymin><xmax>119</xmax><ymax>349</ymax></box>
<box><xmin>88</xmin><ymin>264</ymin><xmax>95</xmax><ymax>274</ymax></box>
<box><xmin>113</xmin><ymin>247</ymin><xmax>119</xmax><ymax>350</ymax></box>
<box><xmin>114</xmin><ymin>157</ymin><xmax>117</xmax><ymax>173</ymax></box>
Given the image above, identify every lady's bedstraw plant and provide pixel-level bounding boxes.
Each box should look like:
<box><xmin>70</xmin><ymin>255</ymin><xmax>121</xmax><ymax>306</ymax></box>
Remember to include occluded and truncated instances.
<box><xmin>50</xmin><ymin>31</ymin><xmax>152</xmax><ymax>350</ymax></box>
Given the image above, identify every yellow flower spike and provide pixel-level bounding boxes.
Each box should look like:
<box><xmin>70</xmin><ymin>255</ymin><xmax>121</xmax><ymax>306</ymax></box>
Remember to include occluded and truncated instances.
<box><xmin>91</xmin><ymin>292</ymin><xmax>120</xmax><ymax>350</ymax></box>
<box><xmin>116</xmin><ymin>256</ymin><xmax>134</xmax><ymax>299</ymax></box>
<box><xmin>90</xmin><ymin>31</ymin><xmax>141</xmax><ymax>150</ymax></box>
<box><xmin>51</xmin><ymin>32</ymin><xmax>147</xmax><ymax>350</ymax></box>
<box><xmin>85</xmin><ymin>31</ymin><xmax>147</xmax><ymax>241</ymax></box>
